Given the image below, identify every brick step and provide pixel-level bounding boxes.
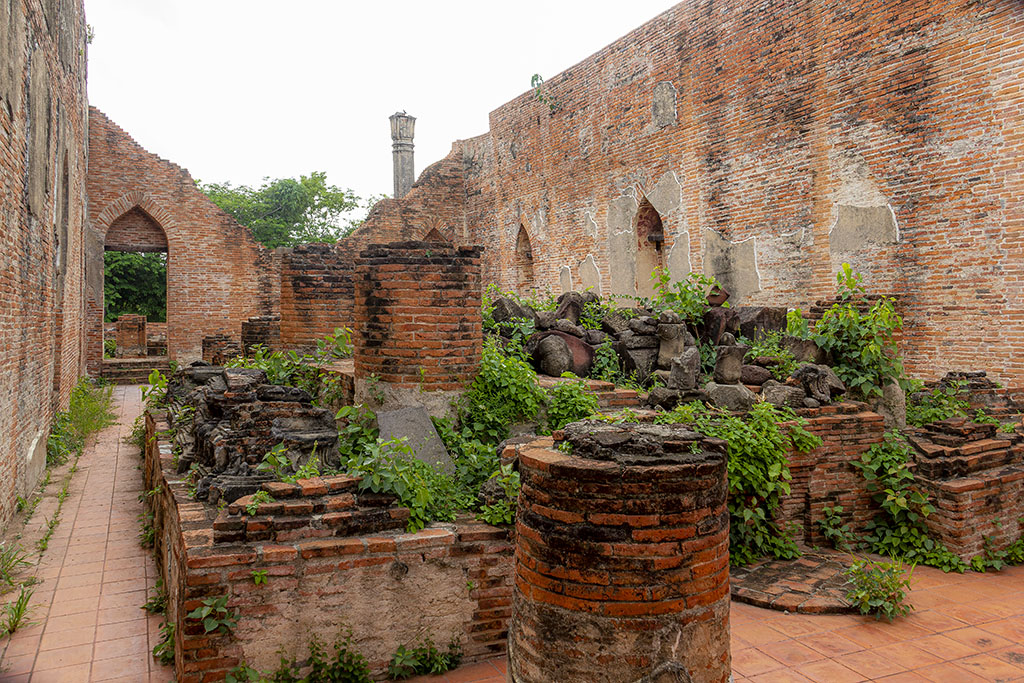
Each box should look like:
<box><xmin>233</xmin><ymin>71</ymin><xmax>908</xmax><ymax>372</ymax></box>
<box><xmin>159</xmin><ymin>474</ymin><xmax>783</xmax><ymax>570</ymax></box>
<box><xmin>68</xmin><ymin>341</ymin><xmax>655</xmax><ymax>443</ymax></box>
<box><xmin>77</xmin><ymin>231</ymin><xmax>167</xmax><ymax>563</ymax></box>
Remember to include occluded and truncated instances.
<box><xmin>101</xmin><ymin>356</ymin><xmax>170</xmax><ymax>384</ymax></box>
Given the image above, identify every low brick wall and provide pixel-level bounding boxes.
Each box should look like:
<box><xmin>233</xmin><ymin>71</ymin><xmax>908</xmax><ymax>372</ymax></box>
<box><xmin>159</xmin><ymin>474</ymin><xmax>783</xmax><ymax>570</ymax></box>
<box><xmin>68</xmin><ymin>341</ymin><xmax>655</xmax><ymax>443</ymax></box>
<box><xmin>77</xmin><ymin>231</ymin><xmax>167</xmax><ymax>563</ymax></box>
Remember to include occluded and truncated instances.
<box><xmin>777</xmin><ymin>403</ymin><xmax>886</xmax><ymax>545</ymax></box>
<box><xmin>144</xmin><ymin>411</ymin><xmax>513</xmax><ymax>682</ymax></box>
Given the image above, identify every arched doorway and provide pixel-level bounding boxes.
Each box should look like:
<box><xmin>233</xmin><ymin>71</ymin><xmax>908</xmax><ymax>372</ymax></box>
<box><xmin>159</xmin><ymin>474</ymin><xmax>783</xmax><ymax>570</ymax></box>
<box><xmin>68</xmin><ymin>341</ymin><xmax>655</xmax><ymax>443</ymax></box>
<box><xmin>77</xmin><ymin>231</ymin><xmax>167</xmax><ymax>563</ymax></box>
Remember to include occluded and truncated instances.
<box><xmin>634</xmin><ymin>197</ymin><xmax>664</xmax><ymax>298</ymax></box>
<box><xmin>514</xmin><ymin>225</ymin><xmax>535</xmax><ymax>294</ymax></box>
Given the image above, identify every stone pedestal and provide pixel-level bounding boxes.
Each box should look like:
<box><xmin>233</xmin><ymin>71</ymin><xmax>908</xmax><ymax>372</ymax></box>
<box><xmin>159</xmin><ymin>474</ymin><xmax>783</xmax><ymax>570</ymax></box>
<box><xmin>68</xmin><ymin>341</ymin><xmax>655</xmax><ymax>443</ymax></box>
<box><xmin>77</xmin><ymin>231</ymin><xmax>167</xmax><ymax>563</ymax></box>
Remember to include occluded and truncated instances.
<box><xmin>114</xmin><ymin>314</ymin><xmax>147</xmax><ymax>357</ymax></box>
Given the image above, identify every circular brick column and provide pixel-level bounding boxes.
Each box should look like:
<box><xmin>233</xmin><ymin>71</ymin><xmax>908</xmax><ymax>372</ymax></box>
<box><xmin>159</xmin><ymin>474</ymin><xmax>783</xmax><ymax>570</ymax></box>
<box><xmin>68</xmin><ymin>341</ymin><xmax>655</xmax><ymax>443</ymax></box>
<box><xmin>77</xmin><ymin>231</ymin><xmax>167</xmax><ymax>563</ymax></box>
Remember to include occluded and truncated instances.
<box><xmin>509</xmin><ymin>422</ymin><xmax>731</xmax><ymax>683</ymax></box>
<box><xmin>353</xmin><ymin>241</ymin><xmax>482</xmax><ymax>414</ymax></box>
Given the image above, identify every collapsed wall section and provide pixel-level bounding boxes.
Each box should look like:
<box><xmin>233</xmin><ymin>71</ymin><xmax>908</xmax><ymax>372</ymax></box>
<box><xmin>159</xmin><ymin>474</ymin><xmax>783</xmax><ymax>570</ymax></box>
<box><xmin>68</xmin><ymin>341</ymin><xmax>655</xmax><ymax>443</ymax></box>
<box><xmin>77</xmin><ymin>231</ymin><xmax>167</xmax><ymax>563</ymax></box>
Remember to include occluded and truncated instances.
<box><xmin>0</xmin><ymin>0</ymin><xmax>89</xmax><ymax>530</ymax></box>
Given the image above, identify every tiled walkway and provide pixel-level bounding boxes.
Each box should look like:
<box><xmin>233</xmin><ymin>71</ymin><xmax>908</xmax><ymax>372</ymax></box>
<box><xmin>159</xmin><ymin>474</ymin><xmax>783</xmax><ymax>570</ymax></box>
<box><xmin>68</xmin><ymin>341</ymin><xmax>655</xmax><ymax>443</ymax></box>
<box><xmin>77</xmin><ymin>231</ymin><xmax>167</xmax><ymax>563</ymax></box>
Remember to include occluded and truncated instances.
<box><xmin>0</xmin><ymin>385</ymin><xmax>171</xmax><ymax>682</ymax></box>
<box><xmin>5</xmin><ymin>387</ymin><xmax>1024</xmax><ymax>682</ymax></box>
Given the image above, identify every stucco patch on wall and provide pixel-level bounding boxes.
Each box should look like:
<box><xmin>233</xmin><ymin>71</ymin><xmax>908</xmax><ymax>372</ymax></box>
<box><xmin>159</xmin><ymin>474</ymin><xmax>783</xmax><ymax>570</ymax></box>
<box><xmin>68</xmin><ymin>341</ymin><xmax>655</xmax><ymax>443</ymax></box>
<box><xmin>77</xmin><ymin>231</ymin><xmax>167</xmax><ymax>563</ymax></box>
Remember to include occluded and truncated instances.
<box><xmin>578</xmin><ymin>254</ymin><xmax>602</xmax><ymax>294</ymax></box>
<box><xmin>666</xmin><ymin>230</ymin><xmax>691</xmax><ymax>280</ymax></box>
<box><xmin>702</xmin><ymin>228</ymin><xmax>761</xmax><ymax>302</ymax></box>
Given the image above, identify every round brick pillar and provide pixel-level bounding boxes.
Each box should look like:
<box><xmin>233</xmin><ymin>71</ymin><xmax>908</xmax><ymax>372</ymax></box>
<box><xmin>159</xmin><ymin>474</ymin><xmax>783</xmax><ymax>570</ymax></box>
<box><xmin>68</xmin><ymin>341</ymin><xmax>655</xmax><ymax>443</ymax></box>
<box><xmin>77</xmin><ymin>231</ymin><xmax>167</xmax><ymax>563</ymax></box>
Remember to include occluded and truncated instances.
<box><xmin>353</xmin><ymin>241</ymin><xmax>482</xmax><ymax>415</ymax></box>
<box><xmin>509</xmin><ymin>421</ymin><xmax>731</xmax><ymax>683</ymax></box>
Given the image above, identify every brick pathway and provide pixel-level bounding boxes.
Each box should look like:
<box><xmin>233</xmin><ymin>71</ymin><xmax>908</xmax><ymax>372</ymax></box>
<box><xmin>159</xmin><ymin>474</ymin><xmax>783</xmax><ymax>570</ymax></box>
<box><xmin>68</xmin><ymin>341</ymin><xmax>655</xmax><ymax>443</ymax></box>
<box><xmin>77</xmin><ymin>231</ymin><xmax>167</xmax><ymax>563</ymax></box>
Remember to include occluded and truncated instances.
<box><xmin>5</xmin><ymin>387</ymin><xmax>1024</xmax><ymax>682</ymax></box>
<box><xmin>0</xmin><ymin>385</ymin><xmax>172</xmax><ymax>682</ymax></box>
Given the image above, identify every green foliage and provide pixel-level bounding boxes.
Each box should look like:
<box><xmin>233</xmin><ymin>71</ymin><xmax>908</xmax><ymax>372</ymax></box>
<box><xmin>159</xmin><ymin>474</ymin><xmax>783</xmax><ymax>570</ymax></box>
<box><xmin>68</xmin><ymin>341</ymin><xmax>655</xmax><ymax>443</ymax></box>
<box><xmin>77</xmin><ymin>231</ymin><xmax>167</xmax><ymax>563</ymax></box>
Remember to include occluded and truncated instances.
<box><xmin>142</xmin><ymin>368</ymin><xmax>169</xmax><ymax>410</ymax></box>
<box><xmin>388</xmin><ymin>638</ymin><xmax>462</xmax><ymax>679</ymax></box>
<box><xmin>579</xmin><ymin>299</ymin><xmax>609</xmax><ymax>331</ymax></box>
<box><xmin>813</xmin><ymin>265</ymin><xmax>905</xmax><ymax>399</ymax></box>
<box><xmin>698</xmin><ymin>341</ymin><xmax>717</xmax><ymax>380</ymax></box>
<box><xmin>142</xmin><ymin>579</ymin><xmax>167</xmax><ymax>614</ymax></box>
<box><xmin>186</xmin><ymin>595</ymin><xmax>237</xmax><ymax>635</ymax></box>
<box><xmin>656</xmin><ymin>401</ymin><xmax>820</xmax><ymax>565</ymax></box>
<box><xmin>531</xmin><ymin>73</ymin><xmax>559</xmax><ymax>113</ymax></box>
<box><xmin>644</xmin><ymin>267</ymin><xmax>721</xmax><ymax>324</ymax></box>
<box><xmin>459</xmin><ymin>337</ymin><xmax>545</xmax><ymax>443</ymax></box>
<box><xmin>336</xmin><ymin>405</ymin><xmax>380</xmax><ymax>458</ymax></box>
<box><xmin>343</xmin><ymin>438</ymin><xmax>434</xmax><ymax>532</ymax></box>
<box><xmin>545</xmin><ymin>374</ymin><xmax>600</xmax><ymax>432</ymax></box>
<box><xmin>0</xmin><ymin>543</ymin><xmax>30</xmax><ymax>588</ymax></box>
<box><xmin>786</xmin><ymin>309</ymin><xmax>812</xmax><ymax>339</ymax></box>
<box><xmin>104</xmin><ymin>251</ymin><xmax>167</xmax><ymax>322</ymax></box>
<box><xmin>906</xmin><ymin>380</ymin><xmax>969</xmax><ymax>427</ymax></box>
<box><xmin>852</xmin><ymin>432</ymin><xmax>967</xmax><ymax>572</ymax></box>
<box><xmin>741</xmin><ymin>331</ymin><xmax>798</xmax><ymax>382</ymax></box>
<box><xmin>138</xmin><ymin>509</ymin><xmax>155</xmax><ymax>549</ymax></box>
<box><xmin>0</xmin><ymin>586</ymin><xmax>34</xmax><ymax>637</ymax></box>
<box><xmin>251</xmin><ymin>570</ymin><xmax>268</xmax><ymax>586</ymax></box>
<box><xmin>972</xmin><ymin>409</ymin><xmax>1001</xmax><ymax>426</ymax></box>
<box><xmin>48</xmin><ymin>378</ymin><xmax>116</xmax><ymax>466</ymax></box>
<box><xmin>590</xmin><ymin>341</ymin><xmax>620</xmax><ymax>383</ymax></box>
<box><xmin>153</xmin><ymin>621</ymin><xmax>175</xmax><ymax>665</ymax></box>
<box><xmin>481</xmin><ymin>284</ymin><xmax>537</xmax><ymax>347</ymax></box>
<box><xmin>845</xmin><ymin>557</ymin><xmax>913</xmax><ymax>622</ymax></box>
<box><xmin>477</xmin><ymin>464</ymin><xmax>521</xmax><ymax>526</ymax></box>
<box><xmin>246</xmin><ymin>490</ymin><xmax>275</xmax><ymax>516</ymax></box>
<box><xmin>228</xmin><ymin>630</ymin><xmax>373</xmax><ymax>683</ymax></box>
<box><xmin>199</xmin><ymin>172</ymin><xmax>368</xmax><ymax>247</ymax></box>
<box><xmin>225</xmin><ymin>337</ymin><xmax>352</xmax><ymax>408</ymax></box>
<box><xmin>818</xmin><ymin>505</ymin><xmax>856</xmax><ymax>552</ymax></box>
<box><xmin>103</xmin><ymin>338</ymin><xmax>116</xmax><ymax>358</ymax></box>
<box><xmin>126</xmin><ymin>415</ymin><xmax>147</xmax><ymax>454</ymax></box>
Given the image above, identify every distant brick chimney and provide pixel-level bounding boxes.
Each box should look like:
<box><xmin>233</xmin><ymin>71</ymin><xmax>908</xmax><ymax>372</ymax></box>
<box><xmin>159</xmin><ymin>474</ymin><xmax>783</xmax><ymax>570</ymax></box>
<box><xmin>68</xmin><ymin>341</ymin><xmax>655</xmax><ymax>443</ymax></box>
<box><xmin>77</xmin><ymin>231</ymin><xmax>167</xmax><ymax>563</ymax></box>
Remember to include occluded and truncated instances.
<box><xmin>389</xmin><ymin>112</ymin><xmax>416</xmax><ymax>199</ymax></box>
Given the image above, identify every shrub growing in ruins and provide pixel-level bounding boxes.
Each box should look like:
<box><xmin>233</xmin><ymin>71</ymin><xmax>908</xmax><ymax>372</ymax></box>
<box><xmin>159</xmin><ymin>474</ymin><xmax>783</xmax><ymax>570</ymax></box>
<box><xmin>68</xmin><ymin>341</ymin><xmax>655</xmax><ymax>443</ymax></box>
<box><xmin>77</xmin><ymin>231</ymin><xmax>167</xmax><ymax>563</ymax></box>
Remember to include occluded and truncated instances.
<box><xmin>388</xmin><ymin>637</ymin><xmax>462</xmax><ymax>679</ymax></box>
<box><xmin>477</xmin><ymin>464</ymin><xmax>521</xmax><ymax>526</ymax></box>
<box><xmin>741</xmin><ymin>331</ymin><xmax>799</xmax><ymax>381</ymax></box>
<box><xmin>644</xmin><ymin>267</ymin><xmax>724</xmax><ymax>324</ymax></box>
<box><xmin>852</xmin><ymin>432</ymin><xmax>966</xmax><ymax>572</ymax></box>
<box><xmin>47</xmin><ymin>378</ymin><xmax>116</xmax><ymax>466</ymax></box>
<box><xmin>227</xmin><ymin>629</ymin><xmax>373</xmax><ymax>683</ymax></box>
<box><xmin>545</xmin><ymin>373</ymin><xmax>600</xmax><ymax>432</ymax></box>
<box><xmin>906</xmin><ymin>380</ymin><xmax>969</xmax><ymax>427</ymax></box>
<box><xmin>458</xmin><ymin>337</ymin><xmax>545</xmax><ymax>443</ymax></box>
<box><xmin>226</xmin><ymin>337</ymin><xmax>352</xmax><ymax>407</ymax></box>
<box><xmin>814</xmin><ymin>266</ymin><xmax>906</xmax><ymax>399</ymax></box>
<box><xmin>844</xmin><ymin>557</ymin><xmax>914</xmax><ymax>622</ymax></box>
<box><xmin>656</xmin><ymin>401</ymin><xmax>821</xmax><ymax>565</ymax></box>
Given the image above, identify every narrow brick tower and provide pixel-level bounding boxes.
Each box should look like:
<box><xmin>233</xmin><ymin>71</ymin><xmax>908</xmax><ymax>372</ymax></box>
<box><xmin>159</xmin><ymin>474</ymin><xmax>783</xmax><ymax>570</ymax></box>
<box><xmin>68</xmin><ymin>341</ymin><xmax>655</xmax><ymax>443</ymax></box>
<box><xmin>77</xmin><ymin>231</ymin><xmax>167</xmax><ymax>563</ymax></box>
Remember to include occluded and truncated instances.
<box><xmin>390</xmin><ymin>111</ymin><xmax>416</xmax><ymax>199</ymax></box>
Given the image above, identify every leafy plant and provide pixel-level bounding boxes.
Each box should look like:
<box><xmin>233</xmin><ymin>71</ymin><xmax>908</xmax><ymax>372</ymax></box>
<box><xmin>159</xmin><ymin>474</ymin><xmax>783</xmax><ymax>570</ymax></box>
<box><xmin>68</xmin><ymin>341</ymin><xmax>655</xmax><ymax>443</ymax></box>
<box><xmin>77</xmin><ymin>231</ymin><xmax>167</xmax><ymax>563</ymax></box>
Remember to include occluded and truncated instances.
<box><xmin>545</xmin><ymin>374</ymin><xmax>600</xmax><ymax>432</ymax></box>
<box><xmin>643</xmin><ymin>267</ymin><xmax>722</xmax><ymax>325</ymax></box>
<box><xmin>387</xmin><ymin>637</ymin><xmax>462</xmax><ymax>679</ymax></box>
<box><xmin>138</xmin><ymin>510</ymin><xmax>156</xmax><ymax>549</ymax></box>
<box><xmin>231</xmin><ymin>630</ymin><xmax>374</xmax><ymax>683</ymax></box>
<box><xmin>245</xmin><ymin>490</ymin><xmax>274</xmax><ymax>516</ymax></box>
<box><xmin>251</xmin><ymin>570</ymin><xmax>268</xmax><ymax>586</ymax></box>
<box><xmin>477</xmin><ymin>464</ymin><xmax>521</xmax><ymax>526</ymax></box>
<box><xmin>656</xmin><ymin>401</ymin><xmax>821</xmax><ymax>565</ymax></box>
<box><xmin>819</xmin><ymin>505</ymin><xmax>856</xmax><ymax>552</ymax></box>
<box><xmin>813</xmin><ymin>265</ymin><xmax>905</xmax><ymax>399</ymax></box>
<box><xmin>0</xmin><ymin>542</ymin><xmax>30</xmax><ymax>587</ymax></box>
<box><xmin>344</xmin><ymin>438</ymin><xmax>435</xmax><ymax>532</ymax></box>
<box><xmin>0</xmin><ymin>586</ymin><xmax>34</xmax><ymax>637</ymax></box>
<box><xmin>142</xmin><ymin>368</ymin><xmax>169</xmax><ymax>410</ymax></box>
<box><xmin>458</xmin><ymin>337</ymin><xmax>545</xmax><ymax>443</ymax></box>
<box><xmin>186</xmin><ymin>595</ymin><xmax>237</xmax><ymax>635</ymax></box>
<box><xmin>786</xmin><ymin>309</ymin><xmax>812</xmax><ymax>339</ymax></box>
<box><xmin>142</xmin><ymin>579</ymin><xmax>167</xmax><ymax>614</ymax></box>
<box><xmin>845</xmin><ymin>557</ymin><xmax>913</xmax><ymax>622</ymax></box>
<box><xmin>906</xmin><ymin>380</ymin><xmax>969</xmax><ymax>427</ymax></box>
<box><xmin>152</xmin><ymin>621</ymin><xmax>175</xmax><ymax>665</ymax></box>
<box><xmin>741</xmin><ymin>331</ymin><xmax>798</xmax><ymax>381</ymax></box>
<box><xmin>852</xmin><ymin>432</ymin><xmax>966</xmax><ymax>572</ymax></box>
<box><xmin>590</xmin><ymin>341</ymin><xmax>620</xmax><ymax>383</ymax></box>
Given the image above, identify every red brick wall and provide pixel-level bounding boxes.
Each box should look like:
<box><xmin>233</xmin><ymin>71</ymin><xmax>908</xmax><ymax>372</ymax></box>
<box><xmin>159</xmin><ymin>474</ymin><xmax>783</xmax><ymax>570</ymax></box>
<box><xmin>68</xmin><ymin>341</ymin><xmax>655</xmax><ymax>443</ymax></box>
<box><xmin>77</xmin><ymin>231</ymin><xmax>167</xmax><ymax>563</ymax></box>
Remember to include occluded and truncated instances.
<box><xmin>86</xmin><ymin>109</ymin><xmax>277</xmax><ymax>370</ymax></box>
<box><xmin>353</xmin><ymin>242</ymin><xmax>483</xmax><ymax>392</ymax></box>
<box><xmin>144</xmin><ymin>412</ymin><xmax>512</xmax><ymax>681</ymax></box>
<box><xmin>278</xmin><ymin>244</ymin><xmax>357</xmax><ymax>351</ymax></box>
<box><xmin>0</xmin><ymin>0</ymin><xmax>89</xmax><ymax>531</ymax></box>
<box><xmin>360</xmin><ymin>1</ymin><xmax>1024</xmax><ymax>386</ymax></box>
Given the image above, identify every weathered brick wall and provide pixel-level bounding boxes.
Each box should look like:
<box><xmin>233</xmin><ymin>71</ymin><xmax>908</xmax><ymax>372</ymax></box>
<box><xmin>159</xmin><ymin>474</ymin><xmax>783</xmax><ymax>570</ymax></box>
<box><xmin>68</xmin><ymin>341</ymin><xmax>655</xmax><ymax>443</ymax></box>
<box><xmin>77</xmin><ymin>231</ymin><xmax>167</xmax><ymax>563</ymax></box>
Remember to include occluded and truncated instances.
<box><xmin>86</xmin><ymin>109</ymin><xmax>277</xmax><ymax>370</ymax></box>
<box><xmin>114</xmin><ymin>314</ymin><xmax>147</xmax><ymax>357</ymax></box>
<box><xmin>0</xmin><ymin>0</ymin><xmax>89</xmax><ymax>531</ymax></box>
<box><xmin>144</xmin><ymin>413</ymin><xmax>513</xmax><ymax>682</ymax></box>
<box><xmin>353</xmin><ymin>242</ymin><xmax>483</xmax><ymax>404</ymax></box>
<box><xmin>777</xmin><ymin>404</ymin><xmax>886</xmax><ymax>545</ymax></box>
<box><xmin>361</xmin><ymin>1</ymin><xmax>1024</xmax><ymax>385</ymax></box>
<box><xmin>278</xmin><ymin>243</ymin><xmax>356</xmax><ymax>351</ymax></box>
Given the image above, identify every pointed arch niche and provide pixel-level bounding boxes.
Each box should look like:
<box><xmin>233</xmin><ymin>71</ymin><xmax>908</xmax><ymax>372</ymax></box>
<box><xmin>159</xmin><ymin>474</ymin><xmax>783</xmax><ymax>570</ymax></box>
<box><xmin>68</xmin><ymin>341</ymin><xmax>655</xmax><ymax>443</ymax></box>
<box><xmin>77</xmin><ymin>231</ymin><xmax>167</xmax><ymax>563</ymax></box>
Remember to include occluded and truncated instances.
<box><xmin>514</xmin><ymin>224</ymin><xmax>535</xmax><ymax>294</ymax></box>
<box><xmin>423</xmin><ymin>227</ymin><xmax>448</xmax><ymax>243</ymax></box>
<box><xmin>634</xmin><ymin>197</ymin><xmax>664</xmax><ymax>298</ymax></box>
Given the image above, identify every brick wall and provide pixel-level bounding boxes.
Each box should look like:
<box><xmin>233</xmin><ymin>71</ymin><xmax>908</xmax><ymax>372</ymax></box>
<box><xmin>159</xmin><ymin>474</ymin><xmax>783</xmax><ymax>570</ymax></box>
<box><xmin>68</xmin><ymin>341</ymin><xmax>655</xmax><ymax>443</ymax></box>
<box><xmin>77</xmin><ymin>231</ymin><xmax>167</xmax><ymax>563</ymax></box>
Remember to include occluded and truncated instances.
<box><xmin>278</xmin><ymin>244</ymin><xmax>357</xmax><ymax>351</ymax></box>
<box><xmin>353</xmin><ymin>242</ymin><xmax>483</xmax><ymax>399</ymax></box>
<box><xmin>86</xmin><ymin>109</ymin><xmax>277</xmax><ymax>370</ymax></box>
<box><xmin>777</xmin><ymin>404</ymin><xmax>886</xmax><ymax>545</ymax></box>
<box><xmin>0</xmin><ymin>0</ymin><xmax>89</xmax><ymax>531</ymax></box>
<box><xmin>360</xmin><ymin>1</ymin><xmax>1024</xmax><ymax>386</ymax></box>
<box><xmin>144</xmin><ymin>412</ymin><xmax>513</xmax><ymax>681</ymax></box>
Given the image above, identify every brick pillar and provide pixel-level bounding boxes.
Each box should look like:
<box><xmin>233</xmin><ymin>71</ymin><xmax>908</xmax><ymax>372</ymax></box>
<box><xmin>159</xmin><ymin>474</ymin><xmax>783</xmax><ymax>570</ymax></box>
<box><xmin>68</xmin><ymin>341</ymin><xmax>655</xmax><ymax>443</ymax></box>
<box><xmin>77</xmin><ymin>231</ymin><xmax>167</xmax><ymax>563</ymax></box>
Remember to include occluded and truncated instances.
<box><xmin>353</xmin><ymin>241</ymin><xmax>482</xmax><ymax>416</ymax></box>
<box><xmin>241</xmin><ymin>315</ymin><xmax>281</xmax><ymax>355</ymax></box>
<box><xmin>114</xmin><ymin>314</ymin><xmax>147</xmax><ymax>357</ymax></box>
<box><xmin>509</xmin><ymin>422</ymin><xmax>731</xmax><ymax>683</ymax></box>
<box><xmin>202</xmin><ymin>335</ymin><xmax>242</xmax><ymax>365</ymax></box>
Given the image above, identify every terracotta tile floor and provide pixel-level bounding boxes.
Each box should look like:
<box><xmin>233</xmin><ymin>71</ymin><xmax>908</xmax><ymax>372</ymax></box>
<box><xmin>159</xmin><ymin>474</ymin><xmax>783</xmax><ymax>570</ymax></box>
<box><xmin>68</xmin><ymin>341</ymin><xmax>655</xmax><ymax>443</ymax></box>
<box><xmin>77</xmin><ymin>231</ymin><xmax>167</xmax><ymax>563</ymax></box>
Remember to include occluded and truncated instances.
<box><xmin>5</xmin><ymin>386</ymin><xmax>1024</xmax><ymax>682</ymax></box>
<box><xmin>0</xmin><ymin>385</ymin><xmax>172</xmax><ymax>682</ymax></box>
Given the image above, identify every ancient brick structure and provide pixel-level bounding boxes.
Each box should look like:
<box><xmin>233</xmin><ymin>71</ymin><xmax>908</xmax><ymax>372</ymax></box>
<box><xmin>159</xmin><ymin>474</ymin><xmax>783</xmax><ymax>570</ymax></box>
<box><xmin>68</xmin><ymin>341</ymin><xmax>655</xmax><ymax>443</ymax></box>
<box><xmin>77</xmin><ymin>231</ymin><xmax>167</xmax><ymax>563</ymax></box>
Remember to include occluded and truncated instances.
<box><xmin>86</xmin><ymin>109</ymin><xmax>279</xmax><ymax>372</ymax></box>
<box><xmin>278</xmin><ymin>244</ymin><xmax>357</xmax><ymax>352</ymax></box>
<box><xmin>360</xmin><ymin>1</ymin><xmax>1024</xmax><ymax>386</ymax></box>
<box><xmin>910</xmin><ymin>418</ymin><xmax>1024</xmax><ymax>560</ymax></box>
<box><xmin>202</xmin><ymin>334</ymin><xmax>242</xmax><ymax>365</ymax></box>
<box><xmin>0</xmin><ymin>0</ymin><xmax>89</xmax><ymax>530</ymax></box>
<box><xmin>509</xmin><ymin>425</ymin><xmax>731</xmax><ymax>683</ymax></box>
<box><xmin>114</xmin><ymin>314</ymin><xmax>147</xmax><ymax>357</ymax></box>
<box><xmin>240</xmin><ymin>315</ymin><xmax>282</xmax><ymax>354</ymax></box>
<box><xmin>353</xmin><ymin>241</ymin><xmax>483</xmax><ymax>413</ymax></box>
<box><xmin>144</xmin><ymin>413</ymin><xmax>513</xmax><ymax>681</ymax></box>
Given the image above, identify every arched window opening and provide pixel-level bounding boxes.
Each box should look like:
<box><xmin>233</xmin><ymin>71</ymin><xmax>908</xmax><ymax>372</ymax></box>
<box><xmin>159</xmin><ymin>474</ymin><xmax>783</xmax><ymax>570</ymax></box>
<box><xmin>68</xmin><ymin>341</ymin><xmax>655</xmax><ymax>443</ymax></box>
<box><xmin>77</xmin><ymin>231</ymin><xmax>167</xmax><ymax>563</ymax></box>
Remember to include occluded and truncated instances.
<box><xmin>514</xmin><ymin>225</ymin><xmax>535</xmax><ymax>294</ymax></box>
<box><xmin>634</xmin><ymin>197</ymin><xmax>664</xmax><ymax>298</ymax></box>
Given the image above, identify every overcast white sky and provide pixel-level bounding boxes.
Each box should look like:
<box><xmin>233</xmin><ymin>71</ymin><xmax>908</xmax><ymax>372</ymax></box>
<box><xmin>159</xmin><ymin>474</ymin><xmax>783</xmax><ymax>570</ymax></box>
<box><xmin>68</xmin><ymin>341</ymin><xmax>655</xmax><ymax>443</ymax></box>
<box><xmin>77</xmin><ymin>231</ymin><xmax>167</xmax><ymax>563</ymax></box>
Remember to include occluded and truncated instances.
<box><xmin>85</xmin><ymin>1</ymin><xmax>675</xmax><ymax>211</ymax></box>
